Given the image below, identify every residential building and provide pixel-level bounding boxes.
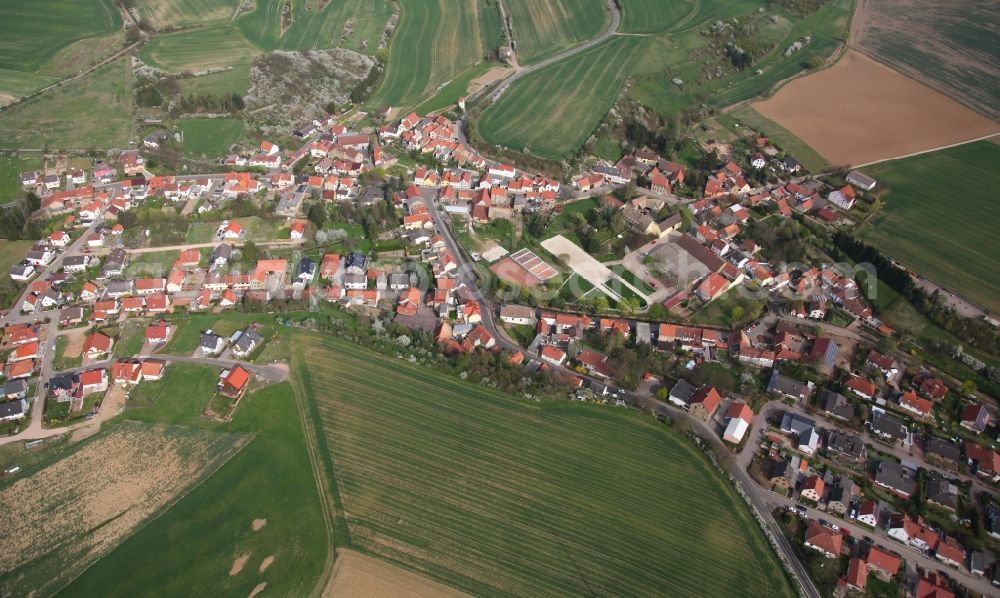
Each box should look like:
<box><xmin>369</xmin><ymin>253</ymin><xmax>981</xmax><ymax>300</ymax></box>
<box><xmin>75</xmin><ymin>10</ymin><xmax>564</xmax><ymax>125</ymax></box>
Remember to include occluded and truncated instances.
<box><xmin>804</xmin><ymin>521</ymin><xmax>842</xmax><ymax>558</ymax></box>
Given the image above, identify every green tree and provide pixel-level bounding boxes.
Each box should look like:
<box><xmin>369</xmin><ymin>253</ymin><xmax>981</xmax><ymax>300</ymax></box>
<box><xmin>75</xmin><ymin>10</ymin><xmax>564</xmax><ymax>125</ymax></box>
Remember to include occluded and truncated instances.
<box><xmin>960</xmin><ymin>379</ymin><xmax>977</xmax><ymax>397</ymax></box>
<box><xmin>730</xmin><ymin>306</ymin><xmax>745</xmax><ymax>324</ymax></box>
<box><xmin>656</xmin><ymin>387</ymin><xmax>668</xmax><ymax>400</ymax></box>
<box><xmin>876</xmin><ymin>336</ymin><xmax>897</xmax><ymax>354</ymax></box>
<box><xmin>242</xmin><ymin>240</ymin><xmax>258</xmax><ymax>264</ymax></box>
<box><xmin>308</xmin><ymin>203</ymin><xmax>328</xmax><ymax>229</ymax></box>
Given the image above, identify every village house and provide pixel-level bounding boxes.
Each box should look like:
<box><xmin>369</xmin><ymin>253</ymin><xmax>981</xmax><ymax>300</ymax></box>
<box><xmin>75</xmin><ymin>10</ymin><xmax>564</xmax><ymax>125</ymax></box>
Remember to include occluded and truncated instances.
<box><xmin>804</xmin><ymin>521</ymin><xmax>842</xmax><ymax>558</ymax></box>
<box><xmin>82</xmin><ymin>332</ymin><xmax>113</xmax><ymax>359</ymax></box>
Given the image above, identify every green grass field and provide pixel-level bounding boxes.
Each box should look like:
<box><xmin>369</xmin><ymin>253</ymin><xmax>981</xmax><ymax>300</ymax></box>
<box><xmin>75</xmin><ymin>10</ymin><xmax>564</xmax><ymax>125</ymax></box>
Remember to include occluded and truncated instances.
<box><xmin>478</xmin><ymin>35</ymin><xmax>645</xmax><ymax>158</ymax></box>
<box><xmin>0</xmin><ymin>69</ymin><xmax>57</xmax><ymax>104</ymax></box>
<box><xmin>178</xmin><ymin>118</ymin><xmax>247</xmax><ymax>158</ymax></box>
<box><xmin>296</xmin><ymin>333</ymin><xmax>795</xmax><ymax>597</ymax></box>
<box><xmin>176</xmin><ymin>67</ymin><xmax>253</xmax><ymax>97</ymax></box>
<box><xmin>504</xmin><ymin>0</ymin><xmax>607</xmax><ymax>65</ymax></box>
<box><xmin>0</xmin><ymin>0</ymin><xmax>120</xmax><ymax>74</ymax></box>
<box><xmin>0</xmin><ymin>58</ymin><xmax>134</xmax><ymax>149</ymax></box>
<box><xmin>236</xmin><ymin>0</ymin><xmax>393</xmax><ymax>53</ymax></box>
<box><xmin>0</xmin><ymin>239</ymin><xmax>35</xmax><ymax>272</ymax></box>
<box><xmin>618</xmin><ymin>0</ymin><xmax>694</xmax><ymax>33</ymax></box>
<box><xmin>370</xmin><ymin>0</ymin><xmax>498</xmax><ymax>109</ymax></box>
<box><xmin>859</xmin><ymin>140</ymin><xmax>1000</xmax><ymax>314</ymax></box>
<box><xmin>0</xmin><ymin>156</ymin><xmax>43</xmax><ymax>197</ymax></box>
<box><xmin>185</xmin><ymin>216</ymin><xmax>283</xmax><ymax>244</ymax></box>
<box><xmin>58</xmin><ymin>376</ymin><xmax>329</xmax><ymax>597</ymax></box>
<box><xmin>37</xmin><ymin>31</ymin><xmax>127</xmax><ymax>78</ymax></box>
<box><xmin>140</xmin><ymin>25</ymin><xmax>261</xmax><ymax>73</ymax></box>
<box><xmin>134</xmin><ymin>0</ymin><xmax>237</xmax><ymax>29</ymax></box>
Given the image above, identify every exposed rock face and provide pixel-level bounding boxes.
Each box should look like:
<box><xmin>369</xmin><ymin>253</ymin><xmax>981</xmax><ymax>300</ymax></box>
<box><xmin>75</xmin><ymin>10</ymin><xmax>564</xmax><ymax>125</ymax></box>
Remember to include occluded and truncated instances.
<box><xmin>243</xmin><ymin>48</ymin><xmax>373</xmax><ymax>135</ymax></box>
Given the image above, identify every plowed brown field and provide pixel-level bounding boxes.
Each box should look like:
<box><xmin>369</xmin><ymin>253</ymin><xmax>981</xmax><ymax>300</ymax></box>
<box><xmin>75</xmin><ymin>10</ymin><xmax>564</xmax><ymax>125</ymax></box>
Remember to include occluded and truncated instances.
<box><xmin>753</xmin><ymin>50</ymin><xmax>1000</xmax><ymax>167</ymax></box>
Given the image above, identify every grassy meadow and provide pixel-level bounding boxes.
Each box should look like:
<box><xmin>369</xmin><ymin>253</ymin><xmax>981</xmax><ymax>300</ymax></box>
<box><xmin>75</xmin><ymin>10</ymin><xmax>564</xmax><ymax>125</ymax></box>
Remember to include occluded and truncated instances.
<box><xmin>618</xmin><ymin>0</ymin><xmax>694</xmax><ymax>33</ymax></box>
<box><xmin>177</xmin><ymin>118</ymin><xmax>247</xmax><ymax>158</ymax></box>
<box><xmin>296</xmin><ymin>333</ymin><xmax>795</xmax><ymax>597</ymax></box>
<box><xmin>860</xmin><ymin>140</ymin><xmax>1000</xmax><ymax>314</ymax></box>
<box><xmin>0</xmin><ymin>156</ymin><xmax>44</xmax><ymax>197</ymax></box>
<box><xmin>504</xmin><ymin>0</ymin><xmax>608</xmax><ymax>65</ymax></box>
<box><xmin>370</xmin><ymin>0</ymin><xmax>499</xmax><ymax>109</ymax></box>
<box><xmin>0</xmin><ymin>58</ymin><xmax>134</xmax><ymax>149</ymax></box>
<box><xmin>478</xmin><ymin>36</ymin><xmax>645</xmax><ymax>158</ymax></box>
<box><xmin>235</xmin><ymin>0</ymin><xmax>393</xmax><ymax>53</ymax></box>
<box><xmin>140</xmin><ymin>25</ymin><xmax>261</xmax><ymax>73</ymax></box>
<box><xmin>0</xmin><ymin>0</ymin><xmax>120</xmax><ymax>74</ymax></box>
<box><xmin>133</xmin><ymin>0</ymin><xmax>237</xmax><ymax>30</ymax></box>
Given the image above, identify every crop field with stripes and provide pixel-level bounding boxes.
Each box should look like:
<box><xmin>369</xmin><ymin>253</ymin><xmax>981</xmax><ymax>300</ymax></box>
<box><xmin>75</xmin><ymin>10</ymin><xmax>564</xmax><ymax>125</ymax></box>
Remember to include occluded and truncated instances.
<box><xmin>235</xmin><ymin>0</ymin><xmax>393</xmax><ymax>52</ymax></box>
<box><xmin>504</xmin><ymin>0</ymin><xmax>608</xmax><ymax>65</ymax></box>
<box><xmin>133</xmin><ymin>0</ymin><xmax>236</xmax><ymax>30</ymax></box>
<box><xmin>295</xmin><ymin>334</ymin><xmax>795</xmax><ymax>597</ymax></box>
<box><xmin>370</xmin><ymin>0</ymin><xmax>500</xmax><ymax>109</ymax></box>
<box><xmin>478</xmin><ymin>35</ymin><xmax>645</xmax><ymax>159</ymax></box>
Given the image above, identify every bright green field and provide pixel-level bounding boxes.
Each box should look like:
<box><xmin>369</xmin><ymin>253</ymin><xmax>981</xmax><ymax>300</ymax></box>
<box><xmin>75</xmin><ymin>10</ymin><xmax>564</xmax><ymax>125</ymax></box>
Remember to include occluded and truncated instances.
<box><xmin>0</xmin><ymin>0</ymin><xmax>120</xmax><ymax>73</ymax></box>
<box><xmin>860</xmin><ymin>140</ymin><xmax>1000</xmax><ymax>314</ymax></box>
<box><xmin>134</xmin><ymin>0</ymin><xmax>237</xmax><ymax>29</ymax></box>
<box><xmin>178</xmin><ymin>118</ymin><xmax>247</xmax><ymax>158</ymax></box>
<box><xmin>296</xmin><ymin>334</ymin><xmax>796</xmax><ymax>597</ymax></box>
<box><xmin>140</xmin><ymin>25</ymin><xmax>261</xmax><ymax>73</ymax></box>
<box><xmin>236</xmin><ymin>0</ymin><xmax>393</xmax><ymax>53</ymax></box>
<box><xmin>0</xmin><ymin>58</ymin><xmax>135</xmax><ymax>149</ymax></box>
<box><xmin>618</xmin><ymin>0</ymin><xmax>695</xmax><ymax>33</ymax></box>
<box><xmin>504</xmin><ymin>0</ymin><xmax>607</xmax><ymax>65</ymax></box>
<box><xmin>478</xmin><ymin>35</ymin><xmax>645</xmax><ymax>159</ymax></box>
<box><xmin>58</xmin><ymin>374</ymin><xmax>330</xmax><ymax>597</ymax></box>
<box><xmin>370</xmin><ymin>0</ymin><xmax>499</xmax><ymax>109</ymax></box>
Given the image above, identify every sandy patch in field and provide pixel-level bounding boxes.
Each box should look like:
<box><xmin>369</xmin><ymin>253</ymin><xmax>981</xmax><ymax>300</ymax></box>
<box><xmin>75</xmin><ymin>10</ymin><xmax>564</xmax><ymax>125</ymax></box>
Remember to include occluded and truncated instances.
<box><xmin>0</xmin><ymin>92</ymin><xmax>16</xmax><ymax>107</ymax></box>
<box><xmin>61</xmin><ymin>327</ymin><xmax>89</xmax><ymax>359</ymax></box>
<box><xmin>468</xmin><ymin>66</ymin><xmax>512</xmax><ymax>96</ymax></box>
<box><xmin>322</xmin><ymin>549</ymin><xmax>468</xmax><ymax>598</ymax></box>
<box><xmin>230</xmin><ymin>553</ymin><xmax>250</xmax><ymax>576</ymax></box>
<box><xmin>69</xmin><ymin>423</ymin><xmax>101</xmax><ymax>443</ymax></box>
<box><xmin>753</xmin><ymin>50</ymin><xmax>1000</xmax><ymax>167</ymax></box>
<box><xmin>101</xmin><ymin>385</ymin><xmax>127</xmax><ymax>417</ymax></box>
<box><xmin>258</xmin><ymin>555</ymin><xmax>274</xmax><ymax>573</ymax></box>
<box><xmin>248</xmin><ymin>582</ymin><xmax>267</xmax><ymax>598</ymax></box>
<box><xmin>252</xmin><ymin>518</ymin><xmax>268</xmax><ymax>531</ymax></box>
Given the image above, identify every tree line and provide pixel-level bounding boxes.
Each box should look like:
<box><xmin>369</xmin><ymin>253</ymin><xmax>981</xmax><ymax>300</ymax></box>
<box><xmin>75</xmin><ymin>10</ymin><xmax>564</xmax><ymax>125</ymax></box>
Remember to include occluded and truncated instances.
<box><xmin>833</xmin><ymin>231</ymin><xmax>1000</xmax><ymax>357</ymax></box>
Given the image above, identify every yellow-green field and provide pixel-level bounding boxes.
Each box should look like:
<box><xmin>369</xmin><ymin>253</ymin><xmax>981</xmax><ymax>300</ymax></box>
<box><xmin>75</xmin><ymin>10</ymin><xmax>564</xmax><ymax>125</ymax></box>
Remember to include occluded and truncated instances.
<box><xmin>140</xmin><ymin>25</ymin><xmax>261</xmax><ymax>73</ymax></box>
<box><xmin>296</xmin><ymin>333</ymin><xmax>796</xmax><ymax>597</ymax></box>
<box><xmin>0</xmin><ymin>58</ymin><xmax>135</xmax><ymax>149</ymax></box>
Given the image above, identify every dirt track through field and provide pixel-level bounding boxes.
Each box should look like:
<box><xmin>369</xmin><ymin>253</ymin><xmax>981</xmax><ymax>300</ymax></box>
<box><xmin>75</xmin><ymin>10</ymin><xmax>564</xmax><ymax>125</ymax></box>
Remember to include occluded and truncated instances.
<box><xmin>323</xmin><ymin>549</ymin><xmax>468</xmax><ymax>598</ymax></box>
<box><xmin>753</xmin><ymin>50</ymin><xmax>1000</xmax><ymax>167</ymax></box>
